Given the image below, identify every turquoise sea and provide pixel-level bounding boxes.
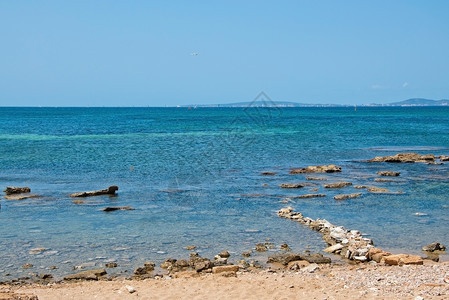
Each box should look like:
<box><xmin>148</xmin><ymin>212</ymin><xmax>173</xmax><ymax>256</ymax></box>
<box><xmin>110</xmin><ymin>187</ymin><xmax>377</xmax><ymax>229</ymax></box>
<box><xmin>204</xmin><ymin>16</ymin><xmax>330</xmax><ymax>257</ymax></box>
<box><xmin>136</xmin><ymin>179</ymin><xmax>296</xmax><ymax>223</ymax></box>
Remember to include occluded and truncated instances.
<box><xmin>1</xmin><ymin>106</ymin><xmax>449</xmax><ymax>280</ymax></box>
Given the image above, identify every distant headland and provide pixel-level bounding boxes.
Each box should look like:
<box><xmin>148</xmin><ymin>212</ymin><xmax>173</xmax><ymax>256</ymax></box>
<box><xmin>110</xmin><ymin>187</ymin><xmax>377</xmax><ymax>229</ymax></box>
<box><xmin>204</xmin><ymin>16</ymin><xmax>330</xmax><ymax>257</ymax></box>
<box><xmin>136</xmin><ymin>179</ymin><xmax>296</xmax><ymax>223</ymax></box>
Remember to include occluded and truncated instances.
<box><xmin>179</xmin><ymin>98</ymin><xmax>449</xmax><ymax>108</ymax></box>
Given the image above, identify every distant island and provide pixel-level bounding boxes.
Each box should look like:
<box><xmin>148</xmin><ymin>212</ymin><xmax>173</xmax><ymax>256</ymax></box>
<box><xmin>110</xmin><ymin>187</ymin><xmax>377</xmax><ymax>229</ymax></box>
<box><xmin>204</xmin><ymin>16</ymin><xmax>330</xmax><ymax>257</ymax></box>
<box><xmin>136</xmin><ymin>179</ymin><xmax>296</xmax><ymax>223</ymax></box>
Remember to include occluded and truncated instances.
<box><xmin>179</xmin><ymin>98</ymin><xmax>449</xmax><ymax>108</ymax></box>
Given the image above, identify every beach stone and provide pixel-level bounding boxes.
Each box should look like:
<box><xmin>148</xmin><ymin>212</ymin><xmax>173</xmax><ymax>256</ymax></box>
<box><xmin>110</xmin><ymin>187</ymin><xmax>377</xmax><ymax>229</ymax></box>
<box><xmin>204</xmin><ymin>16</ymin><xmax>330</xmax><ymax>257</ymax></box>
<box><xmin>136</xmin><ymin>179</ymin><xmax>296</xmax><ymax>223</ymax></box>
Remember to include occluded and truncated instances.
<box><xmin>255</xmin><ymin>243</ymin><xmax>268</xmax><ymax>252</ymax></box>
<box><xmin>280</xmin><ymin>243</ymin><xmax>291</xmax><ymax>251</ymax></box>
<box><xmin>279</xmin><ymin>183</ymin><xmax>305</xmax><ymax>189</ymax></box>
<box><xmin>22</xmin><ymin>263</ymin><xmax>33</xmax><ymax>269</ymax></box>
<box><xmin>324</xmin><ymin>243</ymin><xmax>343</xmax><ymax>253</ymax></box>
<box><xmin>383</xmin><ymin>254</ymin><xmax>423</xmax><ymax>266</ymax></box>
<box><xmin>70</xmin><ymin>185</ymin><xmax>118</xmax><ymax>197</ymax></box>
<box><xmin>377</xmin><ymin>171</ymin><xmax>400</xmax><ymax>176</ymax></box>
<box><xmin>368</xmin><ymin>153</ymin><xmax>435</xmax><ymax>163</ymax></box>
<box><xmin>0</xmin><ymin>292</ymin><xmax>38</xmax><ymax>300</ymax></box>
<box><xmin>173</xmin><ymin>271</ymin><xmax>200</xmax><ymax>278</ymax></box>
<box><xmin>193</xmin><ymin>259</ymin><xmax>213</xmax><ymax>272</ymax></box>
<box><xmin>330</xmin><ymin>227</ymin><xmax>347</xmax><ymax>242</ymax></box>
<box><xmin>324</xmin><ymin>182</ymin><xmax>352</xmax><ymax>189</ymax></box>
<box><xmin>287</xmin><ymin>260</ymin><xmax>310</xmax><ymax>270</ymax></box>
<box><xmin>64</xmin><ymin>268</ymin><xmax>107</xmax><ymax>280</ymax></box>
<box><xmin>125</xmin><ymin>285</ymin><xmax>136</xmax><ymax>294</ymax></box>
<box><xmin>302</xmin><ymin>263</ymin><xmax>319</xmax><ymax>273</ymax></box>
<box><xmin>3</xmin><ymin>186</ymin><xmax>31</xmax><ymax>195</ymax></box>
<box><xmin>422</xmin><ymin>242</ymin><xmax>446</xmax><ymax>252</ymax></box>
<box><xmin>218</xmin><ymin>250</ymin><xmax>230</xmax><ymax>258</ymax></box>
<box><xmin>242</xmin><ymin>251</ymin><xmax>252</xmax><ymax>257</ymax></box>
<box><xmin>267</xmin><ymin>253</ymin><xmax>302</xmax><ymax>266</ymax></box>
<box><xmin>105</xmin><ymin>262</ymin><xmax>117</xmax><ymax>268</ymax></box>
<box><xmin>134</xmin><ymin>262</ymin><xmax>155</xmax><ymax>275</ymax></box>
<box><xmin>161</xmin><ymin>258</ymin><xmax>177</xmax><ymax>269</ymax></box>
<box><xmin>333</xmin><ymin>193</ymin><xmax>362</xmax><ymax>200</ymax></box>
<box><xmin>212</xmin><ymin>265</ymin><xmax>239</xmax><ymax>274</ymax></box>
<box><xmin>261</xmin><ymin>172</ymin><xmax>276</xmax><ymax>176</ymax></box>
<box><xmin>290</xmin><ymin>165</ymin><xmax>342</xmax><ymax>174</ymax></box>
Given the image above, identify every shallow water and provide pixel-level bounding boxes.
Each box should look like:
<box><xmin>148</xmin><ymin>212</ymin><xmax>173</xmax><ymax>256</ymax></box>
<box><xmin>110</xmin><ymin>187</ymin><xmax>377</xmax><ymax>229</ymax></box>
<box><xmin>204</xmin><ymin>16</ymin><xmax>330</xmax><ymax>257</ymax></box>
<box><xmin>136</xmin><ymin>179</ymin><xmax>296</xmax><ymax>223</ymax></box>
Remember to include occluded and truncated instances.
<box><xmin>0</xmin><ymin>106</ymin><xmax>448</xmax><ymax>279</ymax></box>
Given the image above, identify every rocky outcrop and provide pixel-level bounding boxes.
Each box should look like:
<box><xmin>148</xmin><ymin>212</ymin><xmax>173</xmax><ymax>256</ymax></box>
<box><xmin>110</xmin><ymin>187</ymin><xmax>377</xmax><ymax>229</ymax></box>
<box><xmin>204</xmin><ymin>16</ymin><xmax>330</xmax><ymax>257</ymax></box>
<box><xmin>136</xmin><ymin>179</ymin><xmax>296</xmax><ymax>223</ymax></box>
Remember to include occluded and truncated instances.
<box><xmin>368</xmin><ymin>153</ymin><xmax>435</xmax><ymax>163</ymax></box>
<box><xmin>290</xmin><ymin>165</ymin><xmax>342</xmax><ymax>174</ymax></box>
<box><xmin>440</xmin><ymin>155</ymin><xmax>449</xmax><ymax>161</ymax></box>
<box><xmin>4</xmin><ymin>186</ymin><xmax>31</xmax><ymax>195</ymax></box>
<box><xmin>324</xmin><ymin>182</ymin><xmax>352</xmax><ymax>189</ymax></box>
<box><xmin>422</xmin><ymin>242</ymin><xmax>446</xmax><ymax>252</ymax></box>
<box><xmin>333</xmin><ymin>193</ymin><xmax>362</xmax><ymax>200</ymax></box>
<box><xmin>377</xmin><ymin>171</ymin><xmax>400</xmax><ymax>176</ymax></box>
<box><xmin>134</xmin><ymin>262</ymin><xmax>155</xmax><ymax>275</ymax></box>
<box><xmin>279</xmin><ymin>183</ymin><xmax>305</xmax><ymax>189</ymax></box>
<box><xmin>366</xmin><ymin>186</ymin><xmax>400</xmax><ymax>194</ymax></box>
<box><xmin>101</xmin><ymin>206</ymin><xmax>135</xmax><ymax>212</ymax></box>
<box><xmin>64</xmin><ymin>268</ymin><xmax>107</xmax><ymax>280</ymax></box>
<box><xmin>70</xmin><ymin>186</ymin><xmax>118</xmax><ymax>197</ymax></box>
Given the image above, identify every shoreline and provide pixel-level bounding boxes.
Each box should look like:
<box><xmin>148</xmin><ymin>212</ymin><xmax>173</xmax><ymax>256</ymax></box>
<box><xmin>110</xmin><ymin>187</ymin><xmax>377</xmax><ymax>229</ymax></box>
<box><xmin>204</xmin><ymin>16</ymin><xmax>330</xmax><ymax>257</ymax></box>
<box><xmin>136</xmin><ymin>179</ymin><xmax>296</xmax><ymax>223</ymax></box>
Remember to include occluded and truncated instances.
<box><xmin>3</xmin><ymin>261</ymin><xmax>449</xmax><ymax>299</ymax></box>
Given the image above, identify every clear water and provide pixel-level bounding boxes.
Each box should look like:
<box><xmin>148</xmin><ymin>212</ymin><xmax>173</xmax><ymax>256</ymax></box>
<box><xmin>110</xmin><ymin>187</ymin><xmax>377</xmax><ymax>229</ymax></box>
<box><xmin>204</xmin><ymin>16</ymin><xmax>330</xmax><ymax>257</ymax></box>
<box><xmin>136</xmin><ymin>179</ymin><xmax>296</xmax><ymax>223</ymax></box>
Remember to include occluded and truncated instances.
<box><xmin>0</xmin><ymin>107</ymin><xmax>448</xmax><ymax>280</ymax></box>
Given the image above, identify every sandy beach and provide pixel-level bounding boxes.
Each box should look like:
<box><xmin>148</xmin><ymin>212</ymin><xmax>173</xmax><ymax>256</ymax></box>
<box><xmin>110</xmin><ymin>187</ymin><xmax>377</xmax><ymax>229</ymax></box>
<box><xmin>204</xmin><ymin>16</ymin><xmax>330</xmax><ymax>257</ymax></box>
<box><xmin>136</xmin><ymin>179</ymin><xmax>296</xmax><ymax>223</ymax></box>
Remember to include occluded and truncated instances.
<box><xmin>1</xmin><ymin>261</ymin><xmax>447</xmax><ymax>300</ymax></box>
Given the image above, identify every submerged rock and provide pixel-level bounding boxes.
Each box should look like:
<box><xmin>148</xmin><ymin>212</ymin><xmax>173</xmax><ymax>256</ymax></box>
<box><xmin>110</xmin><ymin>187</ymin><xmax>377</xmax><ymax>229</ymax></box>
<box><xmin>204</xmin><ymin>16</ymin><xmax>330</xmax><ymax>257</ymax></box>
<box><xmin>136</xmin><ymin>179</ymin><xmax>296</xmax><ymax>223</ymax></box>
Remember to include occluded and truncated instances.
<box><xmin>366</xmin><ymin>186</ymin><xmax>398</xmax><ymax>193</ymax></box>
<box><xmin>4</xmin><ymin>186</ymin><xmax>31</xmax><ymax>195</ymax></box>
<box><xmin>333</xmin><ymin>193</ymin><xmax>362</xmax><ymax>200</ymax></box>
<box><xmin>440</xmin><ymin>155</ymin><xmax>449</xmax><ymax>161</ymax></box>
<box><xmin>288</xmin><ymin>194</ymin><xmax>326</xmax><ymax>199</ymax></box>
<box><xmin>70</xmin><ymin>186</ymin><xmax>118</xmax><ymax>197</ymax></box>
<box><xmin>279</xmin><ymin>183</ymin><xmax>305</xmax><ymax>189</ymax></box>
<box><xmin>261</xmin><ymin>172</ymin><xmax>277</xmax><ymax>176</ymax></box>
<box><xmin>324</xmin><ymin>182</ymin><xmax>352</xmax><ymax>189</ymax></box>
<box><xmin>377</xmin><ymin>171</ymin><xmax>400</xmax><ymax>176</ymax></box>
<box><xmin>368</xmin><ymin>153</ymin><xmax>435</xmax><ymax>163</ymax></box>
<box><xmin>100</xmin><ymin>206</ymin><xmax>135</xmax><ymax>212</ymax></box>
<box><xmin>4</xmin><ymin>194</ymin><xmax>39</xmax><ymax>200</ymax></box>
<box><xmin>290</xmin><ymin>165</ymin><xmax>342</xmax><ymax>174</ymax></box>
<box><xmin>422</xmin><ymin>242</ymin><xmax>446</xmax><ymax>252</ymax></box>
<box><xmin>306</xmin><ymin>176</ymin><xmax>327</xmax><ymax>181</ymax></box>
<box><xmin>267</xmin><ymin>253</ymin><xmax>302</xmax><ymax>265</ymax></box>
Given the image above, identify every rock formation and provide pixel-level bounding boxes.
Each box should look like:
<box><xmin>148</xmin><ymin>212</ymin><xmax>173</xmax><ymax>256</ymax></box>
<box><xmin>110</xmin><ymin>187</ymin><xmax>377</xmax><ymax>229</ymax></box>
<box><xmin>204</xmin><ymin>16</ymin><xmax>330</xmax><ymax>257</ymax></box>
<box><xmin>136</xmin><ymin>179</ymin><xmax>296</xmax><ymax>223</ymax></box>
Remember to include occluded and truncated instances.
<box><xmin>70</xmin><ymin>186</ymin><xmax>118</xmax><ymax>197</ymax></box>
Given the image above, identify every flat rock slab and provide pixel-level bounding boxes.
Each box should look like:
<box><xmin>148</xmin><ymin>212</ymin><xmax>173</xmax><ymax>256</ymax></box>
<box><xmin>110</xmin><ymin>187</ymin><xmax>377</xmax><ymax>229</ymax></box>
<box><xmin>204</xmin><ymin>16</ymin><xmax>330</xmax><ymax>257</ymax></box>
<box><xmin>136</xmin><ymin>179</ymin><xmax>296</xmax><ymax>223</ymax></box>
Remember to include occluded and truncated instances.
<box><xmin>101</xmin><ymin>206</ymin><xmax>135</xmax><ymax>212</ymax></box>
<box><xmin>323</xmin><ymin>243</ymin><xmax>344</xmax><ymax>253</ymax></box>
<box><xmin>377</xmin><ymin>171</ymin><xmax>400</xmax><ymax>176</ymax></box>
<box><xmin>279</xmin><ymin>183</ymin><xmax>305</xmax><ymax>189</ymax></box>
<box><xmin>368</xmin><ymin>153</ymin><xmax>435</xmax><ymax>163</ymax></box>
<box><xmin>324</xmin><ymin>182</ymin><xmax>352</xmax><ymax>189</ymax></box>
<box><xmin>290</xmin><ymin>164</ymin><xmax>342</xmax><ymax>174</ymax></box>
<box><xmin>70</xmin><ymin>186</ymin><xmax>118</xmax><ymax>197</ymax></box>
<box><xmin>212</xmin><ymin>265</ymin><xmax>239</xmax><ymax>274</ymax></box>
<box><xmin>4</xmin><ymin>194</ymin><xmax>39</xmax><ymax>200</ymax></box>
<box><xmin>64</xmin><ymin>268</ymin><xmax>107</xmax><ymax>281</ymax></box>
<box><xmin>289</xmin><ymin>194</ymin><xmax>326</xmax><ymax>199</ymax></box>
<box><xmin>333</xmin><ymin>193</ymin><xmax>362</xmax><ymax>200</ymax></box>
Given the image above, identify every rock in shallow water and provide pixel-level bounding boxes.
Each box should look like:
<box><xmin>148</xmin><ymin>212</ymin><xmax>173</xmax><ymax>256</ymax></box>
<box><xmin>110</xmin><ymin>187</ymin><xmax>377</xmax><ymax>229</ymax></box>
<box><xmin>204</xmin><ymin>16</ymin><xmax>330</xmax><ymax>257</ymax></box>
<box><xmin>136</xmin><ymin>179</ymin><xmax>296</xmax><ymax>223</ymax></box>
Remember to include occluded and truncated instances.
<box><xmin>290</xmin><ymin>165</ymin><xmax>342</xmax><ymax>174</ymax></box>
<box><xmin>70</xmin><ymin>186</ymin><xmax>118</xmax><ymax>197</ymax></box>
<box><xmin>64</xmin><ymin>268</ymin><xmax>107</xmax><ymax>280</ymax></box>
<box><xmin>368</xmin><ymin>153</ymin><xmax>435</xmax><ymax>163</ymax></box>
<box><xmin>324</xmin><ymin>182</ymin><xmax>352</xmax><ymax>189</ymax></box>
<box><xmin>333</xmin><ymin>193</ymin><xmax>362</xmax><ymax>200</ymax></box>
<box><xmin>422</xmin><ymin>242</ymin><xmax>446</xmax><ymax>252</ymax></box>
<box><xmin>3</xmin><ymin>186</ymin><xmax>31</xmax><ymax>195</ymax></box>
<box><xmin>377</xmin><ymin>171</ymin><xmax>400</xmax><ymax>176</ymax></box>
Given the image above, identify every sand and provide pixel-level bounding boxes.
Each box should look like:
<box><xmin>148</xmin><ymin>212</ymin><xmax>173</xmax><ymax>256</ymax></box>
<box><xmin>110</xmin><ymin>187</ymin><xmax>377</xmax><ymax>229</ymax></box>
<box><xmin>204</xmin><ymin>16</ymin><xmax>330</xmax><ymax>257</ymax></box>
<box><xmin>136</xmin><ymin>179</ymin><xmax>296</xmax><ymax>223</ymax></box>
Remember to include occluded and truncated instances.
<box><xmin>2</xmin><ymin>261</ymin><xmax>448</xmax><ymax>300</ymax></box>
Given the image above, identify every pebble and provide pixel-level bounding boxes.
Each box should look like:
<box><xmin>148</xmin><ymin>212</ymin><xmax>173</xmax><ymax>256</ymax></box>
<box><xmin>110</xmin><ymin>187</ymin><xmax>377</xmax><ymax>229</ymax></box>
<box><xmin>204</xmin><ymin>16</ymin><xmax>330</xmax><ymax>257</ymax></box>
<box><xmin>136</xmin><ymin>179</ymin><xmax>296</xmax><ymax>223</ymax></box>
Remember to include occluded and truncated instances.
<box><xmin>125</xmin><ymin>285</ymin><xmax>136</xmax><ymax>293</ymax></box>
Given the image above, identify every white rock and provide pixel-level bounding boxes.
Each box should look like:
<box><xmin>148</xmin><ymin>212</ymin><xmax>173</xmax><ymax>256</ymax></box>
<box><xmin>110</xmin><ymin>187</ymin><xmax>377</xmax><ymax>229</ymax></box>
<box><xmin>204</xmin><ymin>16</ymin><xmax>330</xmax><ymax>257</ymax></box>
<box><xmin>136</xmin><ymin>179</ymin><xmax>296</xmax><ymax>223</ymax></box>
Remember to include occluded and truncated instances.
<box><xmin>125</xmin><ymin>285</ymin><xmax>136</xmax><ymax>293</ymax></box>
<box><xmin>324</xmin><ymin>243</ymin><xmax>343</xmax><ymax>253</ymax></box>
<box><xmin>302</xmin><ymin>263</ymin><xmax>319</xmax><ymax>273</ymax></box>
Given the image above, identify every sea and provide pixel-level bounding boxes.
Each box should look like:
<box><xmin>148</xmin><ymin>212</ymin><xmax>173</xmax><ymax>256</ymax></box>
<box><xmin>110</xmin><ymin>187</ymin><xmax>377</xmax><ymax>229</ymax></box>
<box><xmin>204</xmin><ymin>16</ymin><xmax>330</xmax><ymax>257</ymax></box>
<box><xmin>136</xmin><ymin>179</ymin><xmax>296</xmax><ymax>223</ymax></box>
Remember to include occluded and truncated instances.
<box><xmin>1</xmin><ymin>106</ymin><xmax>448</xmax><ymax>280</ymax></box>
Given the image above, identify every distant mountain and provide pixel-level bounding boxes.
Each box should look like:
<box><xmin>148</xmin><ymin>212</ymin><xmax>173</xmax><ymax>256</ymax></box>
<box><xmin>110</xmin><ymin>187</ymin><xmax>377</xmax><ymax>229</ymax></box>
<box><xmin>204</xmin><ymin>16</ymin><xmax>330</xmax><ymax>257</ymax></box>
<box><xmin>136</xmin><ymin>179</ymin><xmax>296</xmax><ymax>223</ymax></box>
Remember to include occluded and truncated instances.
<box><xmin>178</xmin><ymin>98</ymin><xmax>449</xmax><ymax>108</ymax></box>
<box><xmin>385</xmin><ymin>98</ymin><xmax>449</xmax><ymax>106</ymax></box>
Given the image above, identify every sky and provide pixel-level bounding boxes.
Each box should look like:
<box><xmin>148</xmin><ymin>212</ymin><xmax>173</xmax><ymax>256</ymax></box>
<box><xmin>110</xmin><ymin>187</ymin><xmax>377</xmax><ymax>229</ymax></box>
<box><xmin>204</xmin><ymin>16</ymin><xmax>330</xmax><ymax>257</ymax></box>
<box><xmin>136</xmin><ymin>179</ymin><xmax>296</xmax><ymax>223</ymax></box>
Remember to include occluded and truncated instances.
<box><xmin>1</xmin><ymin>0</ymin><xmax>449</xmax><ymax>106</ymax></box>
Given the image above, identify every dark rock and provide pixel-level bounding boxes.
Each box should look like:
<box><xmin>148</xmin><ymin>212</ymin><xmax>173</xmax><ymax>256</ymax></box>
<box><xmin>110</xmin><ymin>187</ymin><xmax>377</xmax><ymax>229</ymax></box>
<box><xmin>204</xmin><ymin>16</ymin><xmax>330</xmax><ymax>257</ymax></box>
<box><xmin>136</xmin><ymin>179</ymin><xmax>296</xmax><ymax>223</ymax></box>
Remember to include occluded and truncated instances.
<box><xmin>39</xmin><ymin>273</ymin><xmax>53</xmax><ymax>280</ymax></box>
<box><xmin>267</xmin><ymin>253</ymin><xmax>302</xmax><ymax>266</ymax></box>
<box><xmin>101</xmin><ymin>206</ymin><xmax>135</xmax><ymax>212</ymax></box>
<box><xmin>161</xmin><ymin>258</ymin><xmax>177</xmax><ymax>269</ymax></box>
<box><xmin>134</xmin><ymin>262</ymin><xmax>155</xmax><ymax>275</ymax></box>
<box><xmin>333</xmin><ymin>193</ymin><xmax>362</xmax><ymax>200</ymax></box>
<box><xmin>255</xmin><ymin>243</ymin><xmax>268</xmax><ymax>252</ymax></box>
<box><xmin>261</xmin><ymin>172</ymin><xmax>277</xmax><ymax>176</ymax></box>
<box><xmin>218</xmin><ymin>250</ymin><xmax>230</xmax><ymax>258</ymax></box>
<box><xmin>242</xmin><ymin>251</ymin><xmax>252</xmax><ymax>257</ymax></box>
<box><xmin>290</xmin><ymin>165</ymin><xmax>342</xmax><ymax>174</ymax></box>
<box><xmin>306</xmin><ymin>177</ymin><xmax>327</xmax><ymax>181</ymax></box>
<box><xmin>105</xmin><ymin>262</ymin><xmax>118</xmax><ymax>268</ymax></box>
<box><xmin>422</xmin><ymin>242</ymin><xmax>446</xmax><ymax>252</ymax></box>
<box><xmin>280</xmin><ymin>243</ymin><xmax>291</xmax><ymax>251</ymax></box>
<box><xmin>279</xmin><ymin>183</ymin><xmax>305</xmax><ymax>189</ymax></box>
<box><xmin>368</xmin><ymin>153</ymin><xmax>435</xmax><ymax>163</ymax></box>
<box><xmin>324</xmin><ymin>182</ymin><xmax>352</xmax><ymax>189</ymax></box>
<box><xmin>70</xmin><ymin>186</ymin><xmax>118</xmax><ymax>197</ymax></box>
<box><xmin>300</xmin><ymin>253</ymin><xmax>331</xmax><ymax>264</ymax></box>
<box><xmin>193</xmin><ymin>259</ymin><xmax>213</xmax><ymax>272</ymax></box>
<box><xmin>440</xmin><ymin>155</ymin><xmax>449</xmax><ymax>161</ymax></box>
<box><xmin>64</xmin><ymin>268</ymin><xmax>107</xmax><ymax>280</ymax></box>
<box><xmin>4</xmin><ymin>186</ymin><xmax>31</xmax><ymax>195</ymax></box>
<box><xmin>377</xmin><ymin>171</ymin><xmax>400</xmax><ymax>176</ymax></box>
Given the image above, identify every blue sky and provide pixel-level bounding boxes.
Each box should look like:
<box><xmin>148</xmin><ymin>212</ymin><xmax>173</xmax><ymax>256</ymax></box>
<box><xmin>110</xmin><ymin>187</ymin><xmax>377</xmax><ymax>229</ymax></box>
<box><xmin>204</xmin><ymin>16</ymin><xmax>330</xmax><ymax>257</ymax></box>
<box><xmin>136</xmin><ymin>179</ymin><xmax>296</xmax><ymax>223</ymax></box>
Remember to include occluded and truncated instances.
<box><xmin>1</xmin><ymin>1</ymin><xmax>448</xmax><ymax>106</ymax></box>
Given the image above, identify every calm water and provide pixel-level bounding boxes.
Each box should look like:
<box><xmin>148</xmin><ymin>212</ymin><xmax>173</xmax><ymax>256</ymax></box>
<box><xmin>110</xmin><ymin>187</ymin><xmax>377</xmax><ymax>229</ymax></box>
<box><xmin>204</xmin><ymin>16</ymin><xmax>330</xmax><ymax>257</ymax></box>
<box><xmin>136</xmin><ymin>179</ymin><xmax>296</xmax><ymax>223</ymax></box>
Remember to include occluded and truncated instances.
<box><xmin>1</xmin><ymin>106</ymin><xmax>448</xmax><ymax>279</ymax></box>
